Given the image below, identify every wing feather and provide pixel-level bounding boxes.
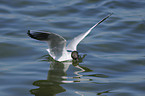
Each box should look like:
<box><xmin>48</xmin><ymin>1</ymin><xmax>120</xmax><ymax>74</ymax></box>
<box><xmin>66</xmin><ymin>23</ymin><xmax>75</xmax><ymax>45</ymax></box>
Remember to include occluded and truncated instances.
<box><xmin>28</xmin><ymin>30</ymin><xmax>70</xmax><ymax>61</ymax></box>
<box><xmin>67</xmin><ymin>14</ymin><xmax>112</xmax><ymax>51</ymax></box>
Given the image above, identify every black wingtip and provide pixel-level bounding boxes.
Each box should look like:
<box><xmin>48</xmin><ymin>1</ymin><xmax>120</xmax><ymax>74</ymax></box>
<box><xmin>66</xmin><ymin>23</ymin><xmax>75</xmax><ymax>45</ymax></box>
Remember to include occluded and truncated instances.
<box><xmin>28</xmin><ymin>30</ymin><xmax>30</xmax><ymax>33</ymax></box>
<box><xmin>27</xmin><ymin>30</ymin><xmax>51</xmax><ymax>41</ymax></box>
<box><xmin>27</xmin><ymin>30</ymin><xmax>30</xmax><ymax>36</ymax></box>
<box><xmin>27</xmin><ymin>30</ymin><xmax>31</xmax><ymax>36</ymax></box>
<box><xmin>97</xmin><ymin>13</ymin><xmax>113</xmax><ymax>25</ymax></box>
<box><xmin>27</xmin><ymin>30</ymin><xmax>37</xmax><ymax>40</ymax></box>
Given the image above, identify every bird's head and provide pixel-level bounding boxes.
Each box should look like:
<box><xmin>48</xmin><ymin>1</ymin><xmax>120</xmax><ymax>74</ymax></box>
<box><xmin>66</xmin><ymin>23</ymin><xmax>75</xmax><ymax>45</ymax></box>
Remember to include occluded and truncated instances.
<box><xmin>71</xmin><ymin>51</ymin><xmax>79</xmax><ymax>60</ymax></box>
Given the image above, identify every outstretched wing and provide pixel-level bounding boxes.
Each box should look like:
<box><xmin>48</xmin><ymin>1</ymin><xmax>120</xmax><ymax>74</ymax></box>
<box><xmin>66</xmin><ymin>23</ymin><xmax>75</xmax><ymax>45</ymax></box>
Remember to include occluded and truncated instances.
<box><xmin>28</xmin><ymin>30</ymin><xmax>69</xmax><ymax>61</ymax></box>
<box><xmin>67</xmin><ymin>13</ymin><xmax>112</xmax><ymax>51</ymax></box>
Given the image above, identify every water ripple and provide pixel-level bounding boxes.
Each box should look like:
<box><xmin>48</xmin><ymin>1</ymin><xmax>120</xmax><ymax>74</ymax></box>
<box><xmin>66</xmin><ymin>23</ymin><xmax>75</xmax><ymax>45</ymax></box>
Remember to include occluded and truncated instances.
<box><xmin>0</xmin><ymin>0</ymin><xmax>145</xmax><ymax>96</ymax></box>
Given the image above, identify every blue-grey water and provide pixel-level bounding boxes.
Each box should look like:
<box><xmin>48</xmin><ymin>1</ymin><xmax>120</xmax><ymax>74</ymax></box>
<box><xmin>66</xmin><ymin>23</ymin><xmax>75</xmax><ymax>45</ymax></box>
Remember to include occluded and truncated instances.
<box><xmin>0</xmin><ymin>0</ymin><xmax>145</xmax><ymax>96</ymax></box>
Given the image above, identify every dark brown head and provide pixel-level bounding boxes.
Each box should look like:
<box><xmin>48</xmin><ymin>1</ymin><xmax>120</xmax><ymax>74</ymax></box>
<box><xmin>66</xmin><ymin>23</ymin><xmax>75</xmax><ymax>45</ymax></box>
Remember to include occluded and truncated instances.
<box><xmin>71</xmin><ymin>51</ymin><xmax>79</xmax><ymax>60</ymax></box>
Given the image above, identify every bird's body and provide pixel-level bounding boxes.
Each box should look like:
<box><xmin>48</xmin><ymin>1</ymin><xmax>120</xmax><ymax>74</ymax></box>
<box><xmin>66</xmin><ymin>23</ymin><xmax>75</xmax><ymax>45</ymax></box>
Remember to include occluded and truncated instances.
<box><xmin>28</xmin><ymin>14</ymin><xmax>112</xmax><ymax>61</ymax></box>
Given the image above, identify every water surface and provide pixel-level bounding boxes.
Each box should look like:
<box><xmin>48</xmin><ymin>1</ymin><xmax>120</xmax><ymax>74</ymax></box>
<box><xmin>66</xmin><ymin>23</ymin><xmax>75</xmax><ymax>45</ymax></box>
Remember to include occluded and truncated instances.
<box><xmin>0</xmin><ymin>0</ymin><xmax>145</xmax><ymax>96</ymax></box>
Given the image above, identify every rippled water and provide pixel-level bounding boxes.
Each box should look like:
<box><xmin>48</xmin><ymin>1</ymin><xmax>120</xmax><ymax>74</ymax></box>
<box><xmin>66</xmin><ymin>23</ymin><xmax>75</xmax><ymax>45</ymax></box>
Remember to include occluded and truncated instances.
<box><xmin>0</xmin><ymin>0</ymin><xmax>145</xmax><ymax>96</ymax></box>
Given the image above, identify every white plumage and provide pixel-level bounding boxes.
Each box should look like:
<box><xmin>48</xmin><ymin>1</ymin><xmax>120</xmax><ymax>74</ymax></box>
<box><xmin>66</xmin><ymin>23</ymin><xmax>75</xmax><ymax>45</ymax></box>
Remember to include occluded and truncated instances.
<box><xmin>28</xmin><ymin>14</ymin><xmax>112</xmax><ymax>61</ymax></box>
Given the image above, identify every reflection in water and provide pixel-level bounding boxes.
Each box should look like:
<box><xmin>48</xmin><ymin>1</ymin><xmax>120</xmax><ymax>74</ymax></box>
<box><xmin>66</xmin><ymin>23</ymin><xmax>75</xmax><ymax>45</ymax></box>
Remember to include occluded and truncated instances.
<box><xmin>30</xmin><ymin>55</ymin><xmax>88</xmax><ymax>96</ymax></box>
<box><xmin>30</xmin><ymin>55</ymin><xmax>110</xmax><ymax>96</ymax></box>
<box><xmin>97</xmin><ymin>90</ymin><xmax>110</xmax><ymax>95</ymax></box>
<box><xmin>30</xmin><ymin>61</ymin><xmax>67</xmax><ymax>96</ymax></box>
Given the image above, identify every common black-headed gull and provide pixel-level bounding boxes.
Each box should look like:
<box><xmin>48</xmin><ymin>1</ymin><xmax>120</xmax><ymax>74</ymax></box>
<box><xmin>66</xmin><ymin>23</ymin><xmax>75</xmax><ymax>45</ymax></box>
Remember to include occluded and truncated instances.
<box><xmin>28</xmin><ymin>14</ymin><xmax>112</xmax><ymax>61</ymax></box>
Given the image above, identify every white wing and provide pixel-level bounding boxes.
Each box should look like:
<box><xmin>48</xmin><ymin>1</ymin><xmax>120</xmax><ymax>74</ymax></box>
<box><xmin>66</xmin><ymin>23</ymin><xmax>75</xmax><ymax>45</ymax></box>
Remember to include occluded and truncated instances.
<box><xmin>28</xmin><ymin>30</ymin><xmax>71</xmax><ymax>61</ymax></box>
<box><xmin>67</xmin><ymin>14</ymin><xmax>112</xmax><ymax>51</ymax></box>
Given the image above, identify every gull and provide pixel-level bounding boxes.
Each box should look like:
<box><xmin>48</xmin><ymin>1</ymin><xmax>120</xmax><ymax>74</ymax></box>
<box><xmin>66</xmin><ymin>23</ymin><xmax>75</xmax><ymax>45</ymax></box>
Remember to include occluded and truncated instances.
<box><xmin>28</xmin><ymin>14</ymin><xmax>112</xmax><ymax>61</ymax></box>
